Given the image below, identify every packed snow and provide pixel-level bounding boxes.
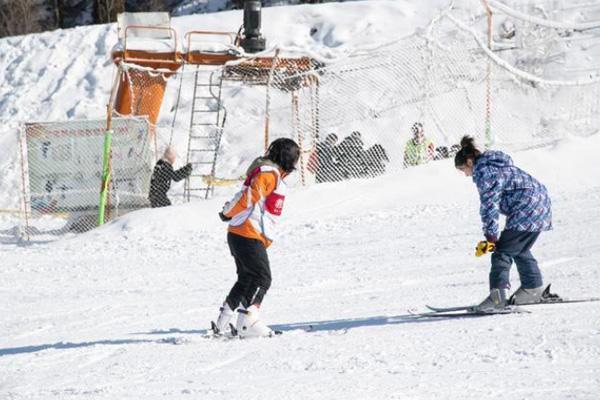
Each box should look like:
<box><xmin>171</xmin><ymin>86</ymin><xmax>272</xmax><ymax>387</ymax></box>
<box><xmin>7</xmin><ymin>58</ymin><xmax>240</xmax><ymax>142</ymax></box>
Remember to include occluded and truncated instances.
<box><xmin>1</xmin><ymin>1</ymin><xmax>600</xmax><ymax>399</ymax></box>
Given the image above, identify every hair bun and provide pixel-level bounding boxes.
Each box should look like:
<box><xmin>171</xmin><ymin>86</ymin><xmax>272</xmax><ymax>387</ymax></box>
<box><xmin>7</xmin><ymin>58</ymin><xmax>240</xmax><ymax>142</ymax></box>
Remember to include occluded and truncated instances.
<box><xmin>460</xmin><ymin>135</ymin><xmax>475</xmax><ymax>149</ymax></box>
<box><xmin>454</xmin><ymin>135</ymin><xmax>481</xmax><ymax>166</ymax></box>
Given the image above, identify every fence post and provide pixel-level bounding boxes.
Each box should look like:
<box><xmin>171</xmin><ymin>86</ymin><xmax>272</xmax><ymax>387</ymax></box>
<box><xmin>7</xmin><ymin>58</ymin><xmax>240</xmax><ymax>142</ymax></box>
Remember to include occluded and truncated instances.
<box><xmin>481</xmin><ymin>0</ymin><xmax>494</xmax><ymax>147</ymax></box>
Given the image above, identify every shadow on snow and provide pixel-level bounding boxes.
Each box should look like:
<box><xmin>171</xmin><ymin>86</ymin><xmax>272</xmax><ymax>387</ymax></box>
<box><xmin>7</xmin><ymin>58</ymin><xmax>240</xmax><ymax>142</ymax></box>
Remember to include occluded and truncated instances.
<box><xmin>135</xmin><ymin>312</ymin><xmax>472</xmax><ymax>336</ymax></box>
<box><xmin>1</xmin><ymin>313</ymin><xmax>476</xmax><ymax>357</ymax></box>
<box><xmin>0</xmin><ymin>337</ymin><xmax>183</xmax><ymax>357</ymax></box>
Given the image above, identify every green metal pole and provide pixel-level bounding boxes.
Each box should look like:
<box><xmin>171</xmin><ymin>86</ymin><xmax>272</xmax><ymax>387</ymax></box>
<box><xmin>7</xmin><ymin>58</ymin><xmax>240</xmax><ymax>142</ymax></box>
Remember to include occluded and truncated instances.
<box><xmin>98</xmin><ymin>129</ymin><xmax>113</xmax><ymax>226</ymax></box>
<box><xmin>99</xmin><ymin>69</ymin><xmax>121</xmax><ymax>227</ymax></box>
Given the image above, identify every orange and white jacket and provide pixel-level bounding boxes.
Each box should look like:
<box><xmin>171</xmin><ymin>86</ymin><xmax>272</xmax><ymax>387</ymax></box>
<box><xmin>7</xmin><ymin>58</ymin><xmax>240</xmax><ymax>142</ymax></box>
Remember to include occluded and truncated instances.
<box><xmin>222</xmin><ymin>158</ymin><xmax>287</xmax><ymax>248</ymax></box>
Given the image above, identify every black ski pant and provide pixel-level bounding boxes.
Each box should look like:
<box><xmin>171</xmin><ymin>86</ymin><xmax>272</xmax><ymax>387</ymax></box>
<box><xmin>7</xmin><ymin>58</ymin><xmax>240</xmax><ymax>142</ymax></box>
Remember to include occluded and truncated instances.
<box><xmin>490</xmin><ymin>230</ymin><xmax>543</xmax><ymax>290</ymax></box>
<box><xmin>225</xmin><ymin>232</ymin><xmax>272</xmax><ymax>310</ymax></box>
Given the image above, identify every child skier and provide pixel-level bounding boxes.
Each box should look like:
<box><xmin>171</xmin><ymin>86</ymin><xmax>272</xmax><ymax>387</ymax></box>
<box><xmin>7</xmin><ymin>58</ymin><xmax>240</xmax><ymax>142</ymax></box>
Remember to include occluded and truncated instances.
<box><xmin>454</xmin><ymin>136</ymin><xmax>553</xmax><ymax>311</ymax></box>
<box><xmin>212</xmin><ymin>138</ymin><xmax>300</xmax><ymax>337</ymax></box>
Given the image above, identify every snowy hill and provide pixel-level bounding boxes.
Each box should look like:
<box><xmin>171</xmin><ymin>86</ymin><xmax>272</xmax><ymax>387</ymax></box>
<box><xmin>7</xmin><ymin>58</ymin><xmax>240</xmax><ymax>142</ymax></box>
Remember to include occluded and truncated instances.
<box><xmin>1</xmin><ymin>1</ymin><xmax>600</xmax><ymax>399</ymax></box>
<box><xmin>2</xmin><ymin>135</ymin><xmax>600</xmax><ymax>399</ymax></box>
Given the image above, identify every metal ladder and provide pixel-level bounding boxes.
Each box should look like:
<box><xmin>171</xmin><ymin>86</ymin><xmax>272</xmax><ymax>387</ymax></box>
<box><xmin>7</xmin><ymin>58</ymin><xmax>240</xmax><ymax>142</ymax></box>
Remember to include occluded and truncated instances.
<box><xmin>184</xmin><ymin>66</ymin><xmax>227</xmax><ymax>201</ymax></box>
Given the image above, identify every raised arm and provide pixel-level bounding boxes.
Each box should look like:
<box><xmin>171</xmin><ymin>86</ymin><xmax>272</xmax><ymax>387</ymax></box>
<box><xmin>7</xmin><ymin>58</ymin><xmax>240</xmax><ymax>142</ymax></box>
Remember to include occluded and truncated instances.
<box><xmin>171</xmin><ymin>163</ymin><xmax>192</xmax><ymax>182</ymax></box>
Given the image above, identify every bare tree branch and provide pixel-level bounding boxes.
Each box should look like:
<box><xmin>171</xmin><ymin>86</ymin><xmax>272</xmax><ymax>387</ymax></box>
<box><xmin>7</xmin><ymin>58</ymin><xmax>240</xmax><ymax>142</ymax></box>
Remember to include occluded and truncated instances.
<box><xmin>96</xmin><ymin>0</ymin><xmax>125</xmax><ymax>24</ymax></box>
<box><xmin>0</xmin><ymin>0</ymin><xmax>40</xmax><ymax>38</ymax></box>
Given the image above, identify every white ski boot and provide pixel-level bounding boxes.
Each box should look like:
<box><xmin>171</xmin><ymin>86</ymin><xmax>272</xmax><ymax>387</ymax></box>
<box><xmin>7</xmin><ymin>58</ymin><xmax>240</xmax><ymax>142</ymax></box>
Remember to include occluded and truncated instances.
<box><xmin>212</xmin><ymin>302</ymin><xmax>235</xmax><ymax>335</ymax></box>
<box><xmin>475</xmin><ymin>288</ymin><xmax>510</xmax><ymax>312</ymax></box>
<box><xmin>235</xmin><ymin>305</ymin><xmax>274</xmax><ymax>338</ymax></box>
<box><xmin>509</xmin><ymin>286</ymin><xmax>544</xmax><ymax>305</ymax></box>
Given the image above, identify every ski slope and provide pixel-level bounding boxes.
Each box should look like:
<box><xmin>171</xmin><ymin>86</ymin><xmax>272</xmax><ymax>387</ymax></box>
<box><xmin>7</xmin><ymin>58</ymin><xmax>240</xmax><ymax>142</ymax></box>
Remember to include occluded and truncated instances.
<box><xmin>1</xmin><ymin>1</ymin><xmax>600</xmax><ymax>399</ymax></box>
<box><xmin>2</xmin><ymin>135</ymin><xmax>600</xmax><ymax>399</ymax></box>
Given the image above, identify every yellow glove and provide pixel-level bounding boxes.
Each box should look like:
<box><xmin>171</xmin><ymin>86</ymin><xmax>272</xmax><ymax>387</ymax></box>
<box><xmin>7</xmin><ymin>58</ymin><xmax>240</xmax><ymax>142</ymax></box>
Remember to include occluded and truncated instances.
<box><xmin>475</xmin><ymin>240</ymin><xmax>496</xmax><ymax>257</ymax></box>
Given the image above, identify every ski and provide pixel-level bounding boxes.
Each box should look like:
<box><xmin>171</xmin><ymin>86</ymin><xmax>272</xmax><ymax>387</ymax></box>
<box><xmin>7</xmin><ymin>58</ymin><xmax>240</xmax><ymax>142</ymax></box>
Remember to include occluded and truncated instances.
<box><xmin>427</xmin><ymin>297</ymin><xmax>600</xmax><ymax>313</ymax></box>
<box><xmin>426</xmin><ymin>284</ymin><xmax>600</xmax><ymax>313</ymax></box>
<box><xmin>410</xmin><ymin>305</ymin><xmax>530</xmax><ymax>318</ymax></box>
<box><xmin>208</xmin><ymin>321</ymin><xmax>282</xmax><ymax>339</ymax></box>
<box><xmin>204</xmin><ymin>322</ymin><xmax>239</xmax><ymax>340</ymax></box>
<box><xmin>426</xmin><ymin>304</ymin><xmax>477</xmax><ymax>313</ymax></box>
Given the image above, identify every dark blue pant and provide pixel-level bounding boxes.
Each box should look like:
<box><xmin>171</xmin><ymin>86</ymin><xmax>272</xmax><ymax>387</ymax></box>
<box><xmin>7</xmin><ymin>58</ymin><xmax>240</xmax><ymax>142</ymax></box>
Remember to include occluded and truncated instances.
<box><xmin>490</xmin><ymin>230</ymin><xmax>543</xmax><ymax>290</ymax></box>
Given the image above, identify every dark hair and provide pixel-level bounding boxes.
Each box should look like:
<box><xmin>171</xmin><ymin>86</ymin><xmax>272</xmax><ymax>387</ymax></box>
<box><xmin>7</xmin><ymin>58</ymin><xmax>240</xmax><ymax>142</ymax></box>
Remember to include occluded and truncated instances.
<box><xmin>454</xmin><ymin>135</ymin><xmax>482</xmax><ymax>167</ymax></box>
<box><xmin>266</xmin><ymin>138</ymin><xmax>301</xmax><ymax>173</ymax></box>
<box><xmin>411</xmin><ymin>122</ymin><xmax>423</xmax><ymax>135</ymax></box>
<box><xmin>325</xmin><ymin>133</ymin><xmax>338</xmax><ymax>143</ymax></box>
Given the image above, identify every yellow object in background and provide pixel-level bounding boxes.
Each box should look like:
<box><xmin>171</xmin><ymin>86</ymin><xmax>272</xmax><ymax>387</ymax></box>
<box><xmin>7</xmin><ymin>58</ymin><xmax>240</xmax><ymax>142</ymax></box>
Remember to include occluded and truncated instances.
<box><xmin>201</xmin><ymin>175</ymin><xmax>243</xmax><ymax>187</ymax></box>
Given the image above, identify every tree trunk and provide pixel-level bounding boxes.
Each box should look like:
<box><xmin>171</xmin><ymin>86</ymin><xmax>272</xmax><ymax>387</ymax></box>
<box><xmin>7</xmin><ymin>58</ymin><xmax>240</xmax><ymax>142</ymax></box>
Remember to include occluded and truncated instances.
<box><xmin>0</xmin><ymin>0</ymin><xmax>40</xmax><ymax>38</ymax></box>
<box><xmin>95</xmin><ymin>0</ymin><xmax>125</xmax><ymax>24</ymax></box>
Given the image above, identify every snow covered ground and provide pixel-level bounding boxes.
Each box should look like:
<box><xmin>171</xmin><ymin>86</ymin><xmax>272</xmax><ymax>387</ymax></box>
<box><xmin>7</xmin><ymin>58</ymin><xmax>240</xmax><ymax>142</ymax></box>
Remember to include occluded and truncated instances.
<box><xmin>1</xmin><ymin>1</ymin><xmax>600</xmax><ymax>399</ymax></box>
<box><xmin>1</xmin><ymin>135</ymin><xmax>600</xmax><ymax>399</ymax></box>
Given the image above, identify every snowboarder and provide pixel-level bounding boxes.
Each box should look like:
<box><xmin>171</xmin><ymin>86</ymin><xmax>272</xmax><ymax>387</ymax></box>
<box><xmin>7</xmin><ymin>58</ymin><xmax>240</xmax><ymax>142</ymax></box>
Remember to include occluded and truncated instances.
<box><xmin>148</xmin><ymin>147</ymin><xmax>192</xmax><ymax>208</ymax></box>
<box><xmin>213</xmin><ymin>138</ymin><xmax>300</xmax><ymax>338</ymax></box>
<box><xmin>403</xmin><ymin>122</ymin><xmax>435</xmax><ymax>168</ymax></box>
<box><xmin>454</xmin><ymin>136</ymin><xmax>552</xmax><ymax>311</ymax></box>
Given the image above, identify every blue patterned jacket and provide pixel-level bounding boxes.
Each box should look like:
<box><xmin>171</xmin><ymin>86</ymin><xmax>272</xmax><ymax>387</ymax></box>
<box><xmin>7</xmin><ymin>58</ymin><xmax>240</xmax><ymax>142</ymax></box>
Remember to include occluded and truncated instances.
<box><xmin>473</xmin><ymin>150</ymin><xmax>552</xmax><ymax>241</ymax></box>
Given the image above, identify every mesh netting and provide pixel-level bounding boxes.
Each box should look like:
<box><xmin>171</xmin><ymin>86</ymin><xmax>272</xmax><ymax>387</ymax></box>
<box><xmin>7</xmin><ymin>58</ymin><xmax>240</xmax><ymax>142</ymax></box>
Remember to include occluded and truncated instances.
<box><xmin>21</xmin><ymin>117</ymin><xmax>154</xmax><ymax>235</ymax></box>
<box><xmin>482</xmin><ymin>0</ymin><xmax>600</xmax><ymax>143</ymax></box>
<box><xmin>93</xmin><ymin>3</ymin><xmax>600</xmax><ymax>203</ymax></box>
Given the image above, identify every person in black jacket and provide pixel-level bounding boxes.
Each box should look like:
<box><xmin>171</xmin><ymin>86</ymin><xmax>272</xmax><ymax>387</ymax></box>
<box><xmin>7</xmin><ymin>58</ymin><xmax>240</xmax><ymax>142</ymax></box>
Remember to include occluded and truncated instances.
<box><xmin>315</xmin><ymin>133</ymin><xmax>340</xmax><ymax>183</ymax></box>
<box><xmin>335</xmin><ymin>131</ymin><xmax>365</xmax><ymax>179</ymax></box>
<box><xmin>362</xmin><ymin>143</ymin><xmax>389</xmax><ymax>177</ymax></box>
<box><xmin>148</xmin><ymin>147</ymin><xmax>192</xmax><ymax>208</ymax></box>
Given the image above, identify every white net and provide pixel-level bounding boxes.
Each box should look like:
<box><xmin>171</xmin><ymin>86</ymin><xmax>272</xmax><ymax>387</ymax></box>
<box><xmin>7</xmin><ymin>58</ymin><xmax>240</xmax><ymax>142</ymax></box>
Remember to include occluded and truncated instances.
<box><xmin>10</xmin><ymin>3</ymin><xmax>597</xmax><ymax>241</ymax></box>
<box><xmin>111</xmin><ymin>3</ymin><xmax>600</xmax><ymax>196</ymax></box>
<box><xmin>483</xmin><ymin>0</ymin><xmax>600</xmax><ymax>143</ymax></box>
<box><xmin>258</xmin><ymin>5</ymin><xmax>600</xmax><ymax>183</ymax></box>
<box><xmin>115</xmin><ymin>56</ymin><xmax>322</xmax><ymax>194</ymax></box>
<box><xmin>20</xmin><ymin>117</ymin><xmax>154</xmax><ymax>235</ymax></box>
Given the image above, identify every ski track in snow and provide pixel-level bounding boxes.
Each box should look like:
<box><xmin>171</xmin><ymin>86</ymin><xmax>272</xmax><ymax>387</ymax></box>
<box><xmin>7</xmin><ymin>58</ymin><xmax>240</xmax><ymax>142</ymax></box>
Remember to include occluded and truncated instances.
<box><xmin>1</xmin><ymin>160</ymin><xmax>600</xmax><ymax>398</ymax></box>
